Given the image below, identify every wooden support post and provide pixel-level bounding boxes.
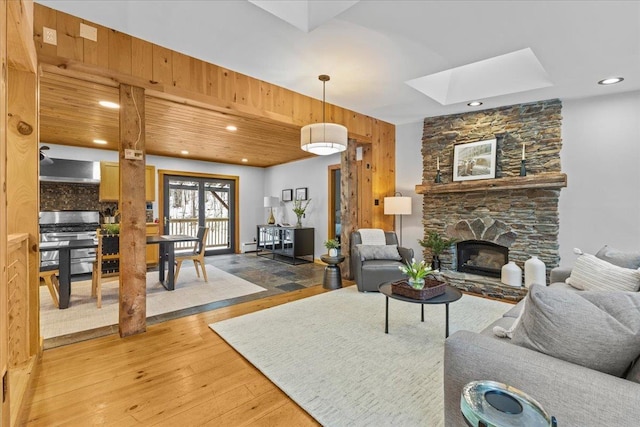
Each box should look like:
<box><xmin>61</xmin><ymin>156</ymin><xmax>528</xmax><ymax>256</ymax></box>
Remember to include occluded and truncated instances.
<box><xmin>340</xmin><ymin>139</ymin><xmax>358</xmax><ymax>279</ymax></box>
<box><xmin>1</xmin><ymin>2</ymin><xmax>10</xmax><ymax>423</ymax></box>
<box><xmin>118</xmin><ymin>84</ymin><xmax>147</xmax><ymax>337</ymax></box>
<box><xmin>7</xmin><ymin>67</ymin><xmax>39</xmax><ymax>358</ymax></box>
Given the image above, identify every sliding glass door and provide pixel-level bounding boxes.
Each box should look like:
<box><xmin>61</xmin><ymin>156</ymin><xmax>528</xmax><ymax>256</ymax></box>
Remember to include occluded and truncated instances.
<box><xmin>163</xmin><ymin>175</ymin><xmax>235</xmax><ymax>254</ymax></box>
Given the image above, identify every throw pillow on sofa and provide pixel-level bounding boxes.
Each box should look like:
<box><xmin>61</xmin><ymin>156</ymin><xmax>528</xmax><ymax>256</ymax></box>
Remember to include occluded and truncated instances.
<box><xmin>356</xmin><ymin>244</ymin><xmax>402</xmax><ymax>261</ymax></box>
<box><xmin>595</xmin><ymin>245</ymin><xmax>640</xmax><ymax>269</ymax></box>
<box><xmin>511</xmin><ymin>284</ymin><xmax>640</xmax><ymax>377</ymax></box>
<box><xmin>566</xmin><ymin>251</ymin><xmax>640</xmax><ymax>292</ymax></box>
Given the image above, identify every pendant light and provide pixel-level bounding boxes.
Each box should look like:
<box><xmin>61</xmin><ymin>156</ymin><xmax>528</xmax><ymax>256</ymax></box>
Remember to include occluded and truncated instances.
<box><xmin>301</xmin><ymin>75</ymin><xmax>348</xmax><ymax>155</ymax></box>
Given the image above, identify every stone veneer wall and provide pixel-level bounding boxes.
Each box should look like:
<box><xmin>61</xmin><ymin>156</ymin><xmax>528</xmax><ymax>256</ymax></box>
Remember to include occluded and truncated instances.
<box><xmin>40</xmin><ymin>182</ymin><xmax>117</xmax><ymax>214</ymax></box>
<box><xmin>421</xmin><ymin>99</ymin><xmax>563</xmax><ymax>300</ymax></box>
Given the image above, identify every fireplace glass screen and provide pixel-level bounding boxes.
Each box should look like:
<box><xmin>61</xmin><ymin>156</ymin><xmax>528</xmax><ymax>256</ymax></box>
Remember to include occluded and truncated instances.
<box><xmin>456</xmin><ymin>240</ymin><xmax>508</xmax><ymax>278</ymax></box>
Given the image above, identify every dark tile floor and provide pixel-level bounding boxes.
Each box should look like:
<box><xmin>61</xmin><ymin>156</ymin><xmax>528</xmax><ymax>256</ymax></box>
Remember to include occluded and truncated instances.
<box><xmin>147</xmin><ymin>253</ymin><xmax>327</xmax><ymax>323</ymax></box>
<box><xmin>44</xmin><ymin>253</ymin><xmax>327</xmax><ymax>348</ymax></box>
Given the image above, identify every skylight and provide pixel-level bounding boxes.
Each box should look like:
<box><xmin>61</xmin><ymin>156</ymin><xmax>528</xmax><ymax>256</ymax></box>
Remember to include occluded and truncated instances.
<box><xmin>405</xmin><ymin>48</ymin><xmax>553</xmax><ymax>105</ymax></box>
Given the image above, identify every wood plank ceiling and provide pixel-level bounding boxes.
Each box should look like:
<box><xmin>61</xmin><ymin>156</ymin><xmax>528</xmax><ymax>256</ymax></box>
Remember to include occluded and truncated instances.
<box><xmin>39</xmin><ymin>72</ymin><xmax>313</xmax><ymax>167</ymax></box>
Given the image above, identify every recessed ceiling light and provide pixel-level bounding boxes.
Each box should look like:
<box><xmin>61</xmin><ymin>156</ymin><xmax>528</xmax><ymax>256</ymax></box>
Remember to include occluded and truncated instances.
<box><xmin>98</xmin><ymin>101</ymin><xmax>120</xmax><ymax>109</ymax></box>
<box><xmin>241</xmin><ymin>158</ymin><xmax>248</xmax><ymax>163</ymax></box>
<box><xmin>467</xmin><ymin>101</ymin><xmax>483</xmax><ymax>107</ymax></box>
<box><xmin>180</xmin><ymin>150</ymin><xmax>189</xmax><ymax>155</ymax></box>
<box><xmin>93</xmin><ymin>139</ymin><xmax>108</xmax><ymax>145</ymax></box>
<box><xmin>226</xmin><ymin>125</ymin><xmax>237</xmax><ymax>131</ymax></box>
<box><xmin>598</xmin><ymin>77</ymin><xmax>624</xmax><ymax>85</ymax></box>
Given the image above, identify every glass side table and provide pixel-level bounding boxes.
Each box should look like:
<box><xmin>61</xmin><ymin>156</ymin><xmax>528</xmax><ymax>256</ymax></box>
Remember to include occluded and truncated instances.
<box><xmin>461</xmin><ymin>380</ymin><xmax>557</xmax><ymax>427</ymax></box>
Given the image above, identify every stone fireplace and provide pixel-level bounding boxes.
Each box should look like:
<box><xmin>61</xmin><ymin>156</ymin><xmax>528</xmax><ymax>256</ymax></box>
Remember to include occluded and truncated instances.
<box><xmin>456</xmin><ymin>241</ymin><xmax>508</xmax><ymax>278</ymax></box>
<box><xmin>416</xmin><ymin>99</ymin><xmax>567</xmax><ymax>301</ymax></box>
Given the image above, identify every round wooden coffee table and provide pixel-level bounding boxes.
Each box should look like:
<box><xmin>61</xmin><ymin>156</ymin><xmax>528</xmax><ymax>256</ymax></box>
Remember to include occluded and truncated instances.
<box><xmin>378</xmin><ymin>282</ymin><xmax>462</xmax><ymax>338</ymax></box>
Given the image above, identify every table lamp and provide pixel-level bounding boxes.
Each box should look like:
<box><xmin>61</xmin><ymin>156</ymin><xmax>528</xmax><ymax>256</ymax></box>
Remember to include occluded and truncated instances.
<box><xmin>264</xmin><ymin>196</ymin><xmax>279</xmax><ymax>225</ymax></box>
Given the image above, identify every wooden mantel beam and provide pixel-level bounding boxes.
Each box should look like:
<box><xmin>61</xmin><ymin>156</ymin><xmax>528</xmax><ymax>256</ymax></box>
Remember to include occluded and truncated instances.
<box><xmin>415</xmin><ymin>172</ymin><xmax>567</xmax><ymax>195</ymax></box>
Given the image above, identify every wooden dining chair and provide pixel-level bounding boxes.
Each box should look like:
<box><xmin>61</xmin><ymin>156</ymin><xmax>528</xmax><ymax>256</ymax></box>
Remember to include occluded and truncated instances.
<box><xmin>39</xmin><ymin>267</ymin><xmax>60</xmax><ymax>308</ymax></box>
<box><xmin>92</xmin><ymin>230</ymin><xmax>120</xmax><ymax>308</ymax></box>
<box><xmin>174</xmin><ymin>226</ymin><xmax>209</xmax><ymax>284</ymax></box>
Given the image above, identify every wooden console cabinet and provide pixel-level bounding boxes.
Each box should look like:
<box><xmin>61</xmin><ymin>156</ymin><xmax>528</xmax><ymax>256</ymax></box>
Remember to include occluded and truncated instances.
<box><xmin>256</xmin><ymin>225</ymin><xmax>314</xmax><ymax>265</ymax></box>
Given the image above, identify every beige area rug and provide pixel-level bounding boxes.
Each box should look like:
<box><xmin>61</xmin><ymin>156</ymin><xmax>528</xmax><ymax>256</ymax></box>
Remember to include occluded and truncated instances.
<box><xmin>210</xmin><ymin>286</ymin><xmax>511</xmax><ymax>427</ymax></box>
<box><xmin>41</xmin><ymin>265</ymin><xmax>266</xmax><ymax>339</ymax></box>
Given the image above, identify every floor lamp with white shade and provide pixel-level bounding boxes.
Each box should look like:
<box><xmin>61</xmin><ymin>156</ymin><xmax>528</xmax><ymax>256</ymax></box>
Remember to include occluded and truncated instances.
<box><xmin>383</xmin><ymin>192</ymin><xmax>412</xmax><ymax>246</ymax></box>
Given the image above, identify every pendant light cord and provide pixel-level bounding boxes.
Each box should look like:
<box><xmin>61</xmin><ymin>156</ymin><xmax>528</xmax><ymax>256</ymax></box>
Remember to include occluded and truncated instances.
<box><xmin>318</xmin><ymin>74</ymin><xmax>330</xmax><ymax>125</ymax></box>
<box><xmin>322</xmin><ymin>79</ymin><xmax>326</xmax><ymax>123</ymax></box>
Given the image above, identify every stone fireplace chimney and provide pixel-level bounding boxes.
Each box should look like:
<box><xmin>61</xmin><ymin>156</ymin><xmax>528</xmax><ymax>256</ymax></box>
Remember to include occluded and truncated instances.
<box><xmin>416</xmin><ymin>99</ymin><xmax>566</xmax><ymax>301</ymax></box>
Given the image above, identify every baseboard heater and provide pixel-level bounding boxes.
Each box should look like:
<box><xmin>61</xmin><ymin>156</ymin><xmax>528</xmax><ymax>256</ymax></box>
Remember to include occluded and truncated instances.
<box><xmin>241</xmin><ymin>242</ymin><xmax>257</xmax><ymax>253</ymax></box>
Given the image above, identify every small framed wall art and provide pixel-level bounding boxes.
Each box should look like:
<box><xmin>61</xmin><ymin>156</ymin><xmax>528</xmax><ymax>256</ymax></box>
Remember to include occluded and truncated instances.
<box><xmin>453</xmin><ymin>138</ymin><xmax>497</xmax><ymax>182</ymax></box>
<box><xmin>295</xmin><ymin>187</ymin><xmax>308</xmax><ymax>201</ymax></box>
<box><xmin>282</xmin><ymin>189</ymin><xmax>293</xmax><ymax>202</ymax></box>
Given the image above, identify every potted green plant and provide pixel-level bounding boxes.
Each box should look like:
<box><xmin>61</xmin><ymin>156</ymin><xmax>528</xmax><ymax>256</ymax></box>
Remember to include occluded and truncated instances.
<box><xmin>102</xmin><ymin>223</ymin><xmax>120</xmax><ymax>235</ymax></box>
<box><xmin>324</xmin><ymin>238</ymin><xmax>340</xmax><ymax>257</ymax></box>
<box><xmin>292</xmin><ymin>198</ymin><xmax>311</xmax><ymax>227</ymax></box>
<box><xmin>418</xmin><ymin>231</ymin><xmax>457</xmax><ymax>270</ymax></box>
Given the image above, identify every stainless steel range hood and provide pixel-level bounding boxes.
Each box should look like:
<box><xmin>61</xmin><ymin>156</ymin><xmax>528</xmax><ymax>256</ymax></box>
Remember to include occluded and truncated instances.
<box><xmin>40</xmin><ymin>158</ymin><xmax>101</xmax><ymax>184</ymax></box>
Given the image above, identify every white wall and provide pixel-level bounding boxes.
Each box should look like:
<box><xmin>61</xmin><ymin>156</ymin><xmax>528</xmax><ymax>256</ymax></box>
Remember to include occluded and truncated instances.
<box><xmin>42</xmin><ymin>144</ymin><xmax>265</xmax><ymax>247</ymax></box>
<box><xmin>264</xmin><ymin>153</ymin><xmax>341</xmax><ymax>258</ymax></box>
<box><xmin>393</xmin><ymin>91</ymin><xmax>640</xmax><ymax>268</ymax></box>
<box><xmin>395</xmin><ymin>122</ymin><xmax>425</xmax><ymax>261</ymax></box>
<box><xmin>559</xmin><ymin>90</ymin><xmax>640</xmax><ymax>266</ymax></box>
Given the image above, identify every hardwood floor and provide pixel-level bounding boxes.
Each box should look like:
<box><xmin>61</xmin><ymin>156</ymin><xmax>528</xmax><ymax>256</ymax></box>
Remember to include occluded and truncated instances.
<box><xmin>22</xmin><ymin>285</ymin><xmax>338</xmax><ymax>426</ymax></box>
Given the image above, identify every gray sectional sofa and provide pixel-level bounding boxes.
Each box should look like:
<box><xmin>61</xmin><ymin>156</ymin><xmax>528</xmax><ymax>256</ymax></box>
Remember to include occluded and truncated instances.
<box><xmin>443</xmin><ymin>248</ymin><xmax>640</xmax><ymax>426</ymax></box>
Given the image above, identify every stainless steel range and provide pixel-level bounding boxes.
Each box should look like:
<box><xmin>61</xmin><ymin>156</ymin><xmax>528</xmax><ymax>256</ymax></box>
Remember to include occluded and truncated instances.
<box><xmin>40</xmin><ymin>211</ymin><xmax>100</xmax><ymax>275</ymax></box>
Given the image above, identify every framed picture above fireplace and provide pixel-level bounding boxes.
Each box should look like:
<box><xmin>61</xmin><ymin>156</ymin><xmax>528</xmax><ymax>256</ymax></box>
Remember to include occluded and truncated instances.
<box><xmin>453</xmin><ymin>138</ymin><xmax>497</xmax><ymax>181</ymax></box>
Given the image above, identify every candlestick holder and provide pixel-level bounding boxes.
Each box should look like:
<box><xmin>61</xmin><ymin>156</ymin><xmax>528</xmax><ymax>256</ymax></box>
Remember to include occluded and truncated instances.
<box><xmin>434</xmin><ymin>169</ymin><xmax>442</xmax><ymax>183</ymax></box>
<box><xmin>519</xmin><ymin>160</ymin><xmax>527</xmax><ymax>177</ymax></box>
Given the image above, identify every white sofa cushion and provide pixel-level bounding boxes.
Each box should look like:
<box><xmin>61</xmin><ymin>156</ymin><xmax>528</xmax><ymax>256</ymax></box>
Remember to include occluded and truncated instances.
<box><xmin>566</xmin><ymin>253</ymin><xmax>640</xmax><ymax>292</ymax></box>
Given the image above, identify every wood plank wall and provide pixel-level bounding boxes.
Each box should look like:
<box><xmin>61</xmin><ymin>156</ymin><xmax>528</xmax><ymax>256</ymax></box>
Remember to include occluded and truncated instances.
<box><xmin>1</xmin><ymin>2</ymin><xmax>9</xmax><ymax>423</ymax></box>
<box><xmin>32</xmin><ymin>4</ymin><xmax>372</xmax><ymax>138</ymax></box>
<box><xmin>32</xmin><ymin>3</ymin><xmax>396</xmax><ymax>230</ymax></box>
<box><xmin>372</xmin><ymin>121</ymin><xmax>396</xmax><ymax>230</ymax></box>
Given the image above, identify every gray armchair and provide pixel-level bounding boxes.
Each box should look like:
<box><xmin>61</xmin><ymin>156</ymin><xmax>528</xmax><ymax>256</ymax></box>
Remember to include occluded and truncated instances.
<box><xmin>350</xmin><ymin>230</ymin><xmax>414</xmax><ymax>292</ymax></box>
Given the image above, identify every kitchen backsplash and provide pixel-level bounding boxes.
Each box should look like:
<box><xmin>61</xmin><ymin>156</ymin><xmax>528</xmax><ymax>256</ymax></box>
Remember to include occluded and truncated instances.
<box><xmin>40</xmin><ymin>182</ymin><xmax>117</xmax><ymax>216</ymax></box>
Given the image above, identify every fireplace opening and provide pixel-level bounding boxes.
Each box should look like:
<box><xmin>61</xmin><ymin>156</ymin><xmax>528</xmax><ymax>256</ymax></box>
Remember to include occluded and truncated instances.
<box><xmin>456</xmin><ymin>240</ymin><xmax>508</xmax><ymax>278</ymax></box>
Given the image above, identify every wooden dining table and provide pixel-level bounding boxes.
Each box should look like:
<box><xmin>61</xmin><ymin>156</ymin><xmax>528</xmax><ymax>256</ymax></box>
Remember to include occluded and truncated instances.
<box><xmin>40</xmin><ymin>234</ymin><xmax>199</xmax><ymax>309</ymax></box>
